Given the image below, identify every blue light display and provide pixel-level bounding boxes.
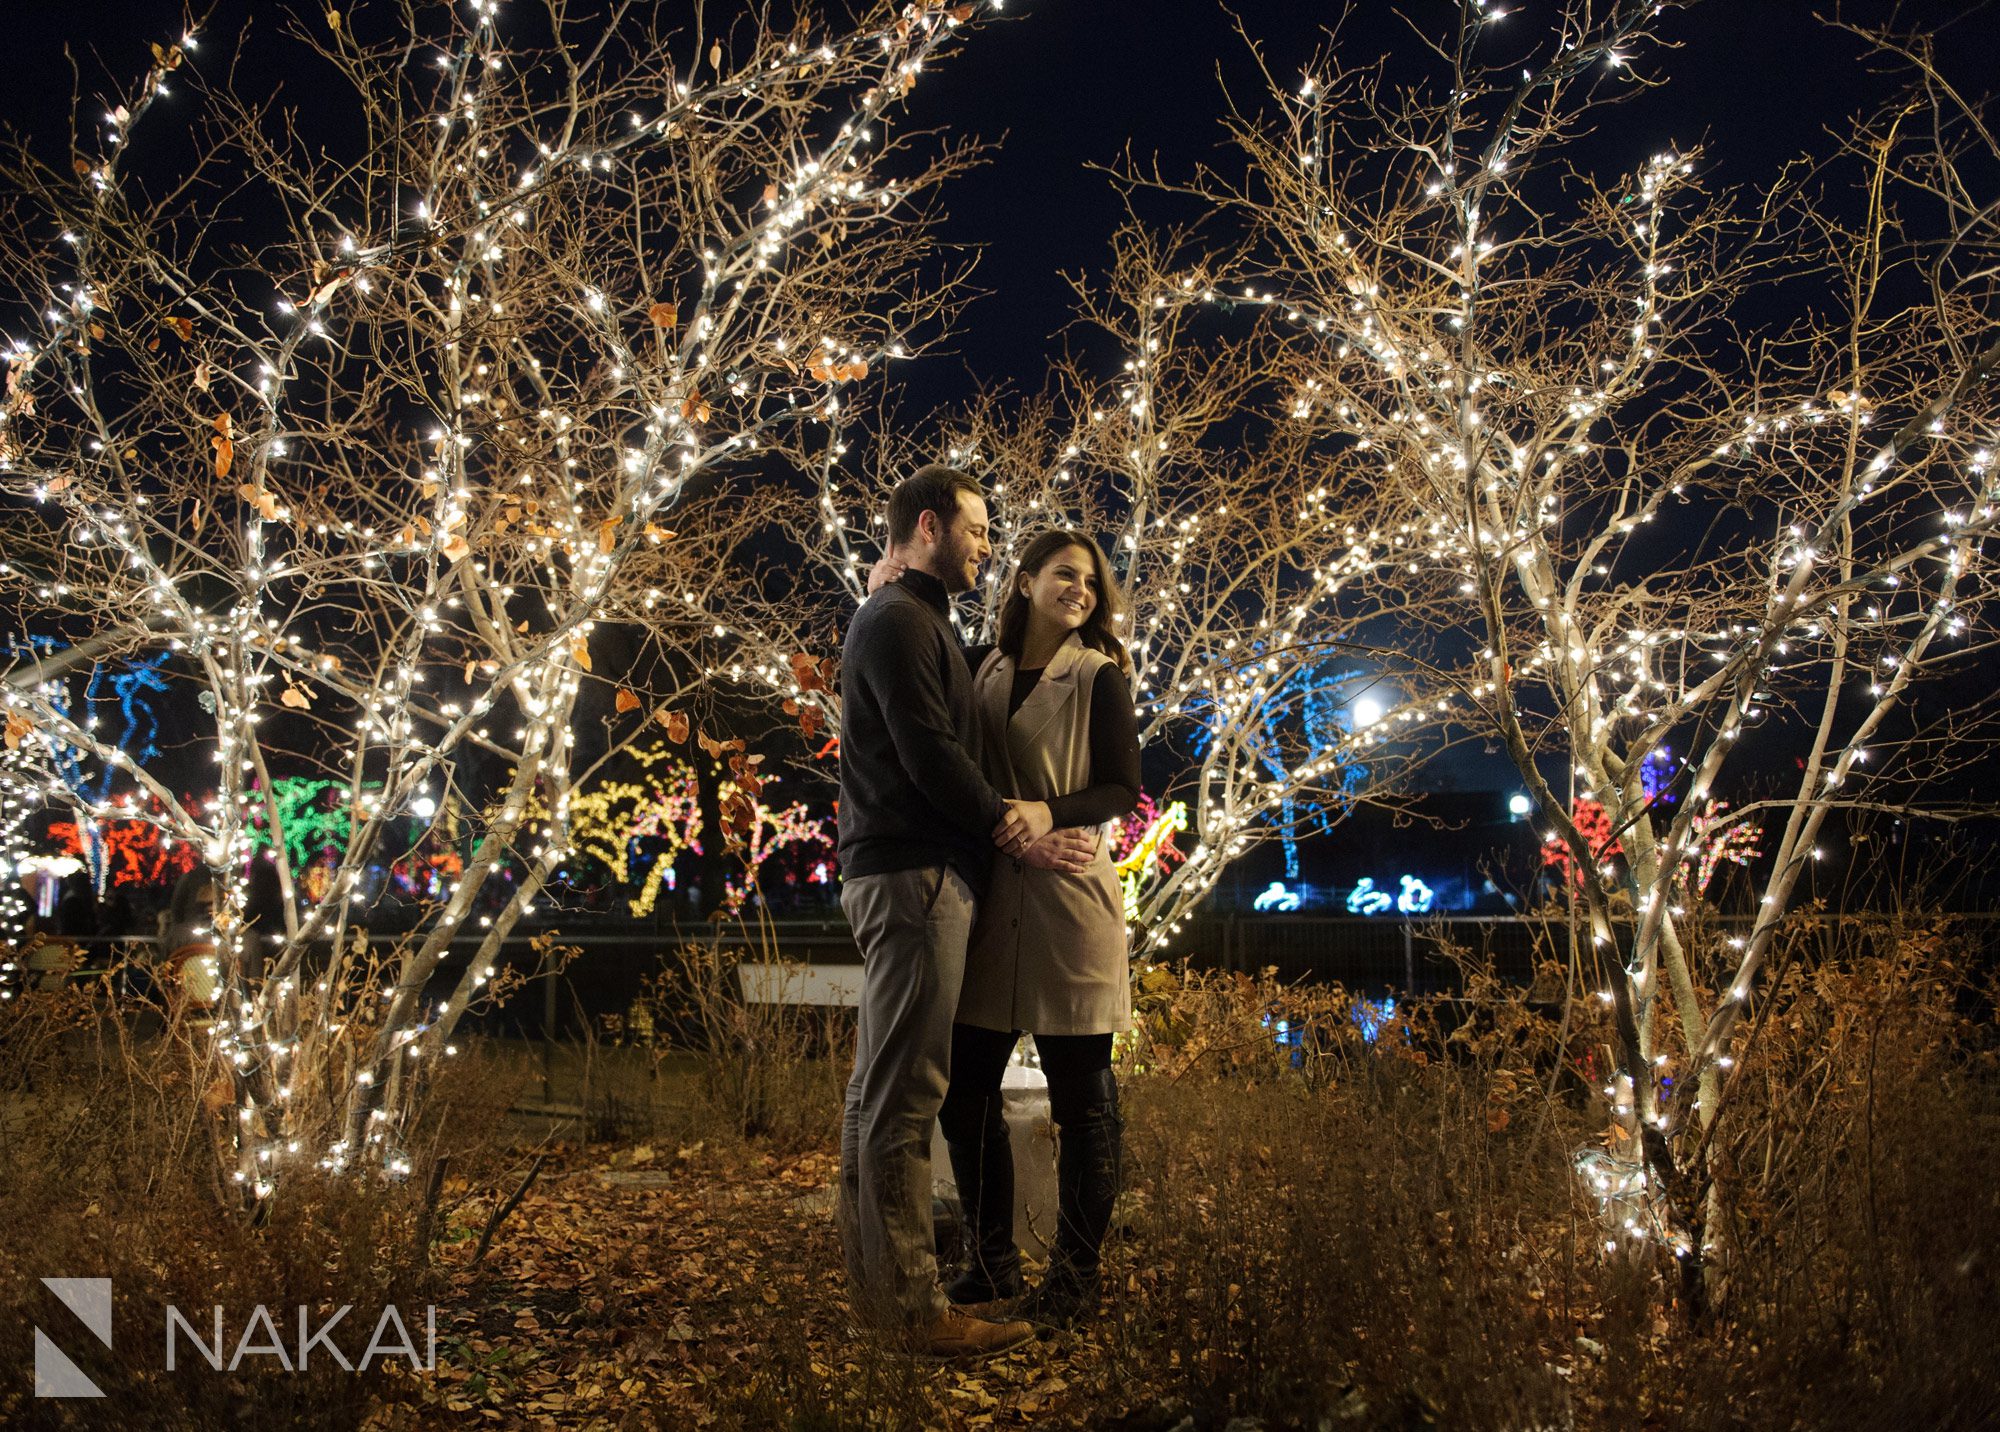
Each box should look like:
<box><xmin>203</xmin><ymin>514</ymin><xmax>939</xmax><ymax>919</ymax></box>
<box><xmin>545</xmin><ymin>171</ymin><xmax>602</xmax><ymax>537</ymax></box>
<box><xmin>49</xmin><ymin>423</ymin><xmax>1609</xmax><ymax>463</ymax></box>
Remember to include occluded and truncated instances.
<box><xmin>1252</xmin><ymin>880</ymin><xmax>1302</xmax><ymax>912</ymax></box>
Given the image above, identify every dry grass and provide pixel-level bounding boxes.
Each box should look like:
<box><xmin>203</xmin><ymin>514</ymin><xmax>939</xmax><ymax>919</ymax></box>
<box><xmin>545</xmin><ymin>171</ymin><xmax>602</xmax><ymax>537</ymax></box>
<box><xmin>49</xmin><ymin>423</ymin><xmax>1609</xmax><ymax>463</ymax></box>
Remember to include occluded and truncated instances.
<box><xmin>1</xmin><ymin>921</ymin><xmax>1994</xmax><ymax>1430</ymax></box>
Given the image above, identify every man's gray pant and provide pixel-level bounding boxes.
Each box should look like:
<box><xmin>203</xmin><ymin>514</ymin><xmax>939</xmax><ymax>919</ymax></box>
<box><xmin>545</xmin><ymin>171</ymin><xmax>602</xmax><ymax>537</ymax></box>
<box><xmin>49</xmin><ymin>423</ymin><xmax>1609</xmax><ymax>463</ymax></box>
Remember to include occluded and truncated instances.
<box><xmin>837</xmin><ymin>864</ymin><xmax>975</xmax><ymax>1328</ymax></box>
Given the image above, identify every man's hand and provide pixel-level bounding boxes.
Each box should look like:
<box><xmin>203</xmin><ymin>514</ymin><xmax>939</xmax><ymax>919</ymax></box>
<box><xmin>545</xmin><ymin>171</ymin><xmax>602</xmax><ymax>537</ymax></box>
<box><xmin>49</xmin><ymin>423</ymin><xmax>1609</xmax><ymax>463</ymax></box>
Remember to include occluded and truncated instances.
<box><xmin>992</xmin><ymin>799</ymin><xmax>1053</xmax><ymax>856</ymax></box>
<box><xmin>866</xmin><ymin>545</ymin><xmax>908</xmax><ymax>595</ymax></box>
<box><xmin>1020</xmin><ymin>826</ymin><xmax>1097</xmax><ymax>874</ymax></box>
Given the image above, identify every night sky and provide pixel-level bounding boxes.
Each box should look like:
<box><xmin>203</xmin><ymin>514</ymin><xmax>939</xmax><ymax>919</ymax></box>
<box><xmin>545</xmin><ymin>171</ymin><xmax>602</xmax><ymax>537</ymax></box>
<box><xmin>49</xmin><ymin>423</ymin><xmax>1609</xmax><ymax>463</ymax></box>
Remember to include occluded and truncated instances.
<box><xmin>6</xmin><ymin>1</ymin><xmax>1967</xmax><ymax>409</ymax></box>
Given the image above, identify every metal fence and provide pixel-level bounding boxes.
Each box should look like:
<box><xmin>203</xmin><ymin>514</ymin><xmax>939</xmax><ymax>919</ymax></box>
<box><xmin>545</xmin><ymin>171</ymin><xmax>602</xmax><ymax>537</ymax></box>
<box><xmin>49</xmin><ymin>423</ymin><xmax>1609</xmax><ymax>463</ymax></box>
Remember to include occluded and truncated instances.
<box><xmin>20</xmin><ymin>909</ymin><xmax>2000</xmax><ymax>1038</ymax></box>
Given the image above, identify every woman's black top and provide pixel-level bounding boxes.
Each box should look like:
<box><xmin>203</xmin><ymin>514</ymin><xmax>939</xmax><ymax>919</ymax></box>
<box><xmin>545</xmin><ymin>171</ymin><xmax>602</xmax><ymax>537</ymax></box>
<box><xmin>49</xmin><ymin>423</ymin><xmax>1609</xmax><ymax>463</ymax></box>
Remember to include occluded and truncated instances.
<box><xmin>965</xmin><ymin>644</ymin><xmax>1142</xmax><ymax>828</ymax></box>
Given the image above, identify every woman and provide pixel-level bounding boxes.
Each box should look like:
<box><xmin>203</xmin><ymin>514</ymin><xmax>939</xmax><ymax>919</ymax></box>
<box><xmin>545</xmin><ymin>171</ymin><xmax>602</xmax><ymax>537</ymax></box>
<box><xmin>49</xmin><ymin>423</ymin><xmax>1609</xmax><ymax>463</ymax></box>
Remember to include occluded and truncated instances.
<box><xmin>881</xmin><ymin>529</ymin><xmax>1141</xmax><ymax>1325</ymax></box>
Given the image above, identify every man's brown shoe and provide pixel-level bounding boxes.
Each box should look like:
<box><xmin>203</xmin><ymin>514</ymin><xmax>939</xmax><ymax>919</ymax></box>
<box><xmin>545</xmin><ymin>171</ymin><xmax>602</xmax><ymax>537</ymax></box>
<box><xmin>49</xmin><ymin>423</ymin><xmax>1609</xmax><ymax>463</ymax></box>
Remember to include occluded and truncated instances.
<box><xmin>909</xmin><ymin>1304</ymin><xmax>1034</xmax><ymax>1361</ymax></box>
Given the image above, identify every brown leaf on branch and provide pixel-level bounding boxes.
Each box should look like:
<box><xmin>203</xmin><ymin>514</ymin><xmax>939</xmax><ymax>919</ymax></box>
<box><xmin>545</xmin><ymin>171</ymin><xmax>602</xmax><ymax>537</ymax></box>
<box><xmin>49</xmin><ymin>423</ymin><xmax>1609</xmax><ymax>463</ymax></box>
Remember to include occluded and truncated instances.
<box><xmin>3</xmin><ymin>711</ymin><xmax>30</xmax><ymax>750</ymax></box>
<box><xmin>280</xmin><ymin>684</ymin><xmax>313</xmax><ymax>710</ymax></box>
<box><xmin>442</xmin><ymin>532</ymin><xmax>471</xmax><ymax>563</ymax></box>
<box><xmin>659</xmin><ymin>710</ymin><xmax>690</xmax><ymax>744</ymax></box>
<box><xmin>238</xmin><ymin>483</ymin><xmax>279</xmax><ymax>521</ymax></box>
<box><xmin>648</xmin><ymin>301</ymin><xmax>677</xmax><ymax>328</ymax></box>
<box><xmin>570</xmin><ymin>634</ymin><xmax>592</xmax><ymax>672</ymax></box>
<box><xmin>189</xmin><ymin>501</ymin><xmax>205</xmax><ymax>535</ymax></box>
<box><xmin>211</xmin><ymin>413</ymin><xmax>235</xmax><ymax>478</ymax></box>
<box><xmin>788</xmin><ymin>653</ymin><xmax>825</xmax><ymax>693</ymax></box>
<box><xmin>168</xmin><ymin>316</ymin><xmax>193</xmax><ymax>342</ymax></box>
<box><xmin>681</xmin><ymin>389</ymin><xmax>710</xmax><ymax>424</ymax></box>
<box><xmin>644</xmin><ymin>523</ymin><xmax>675</xmax><ymax>543</ymax></box>
<box><xmin>598</xmin><ymin>516</ymin><xmax>621</xmax><ymax>554</ymax></box>
<box><xmin>800</xmin><ymin>705</ymin><xmax>823</xmax><ymax>742</ymax></box>
<box><xmin>615</xmin><ymin>689</ymin><xmax>641</xmax><ymax>714</ymax></box>
<box><xmin>193</xmin><ymin>362</ymin><xmax>212</xmax><ymax>392</ymax></box>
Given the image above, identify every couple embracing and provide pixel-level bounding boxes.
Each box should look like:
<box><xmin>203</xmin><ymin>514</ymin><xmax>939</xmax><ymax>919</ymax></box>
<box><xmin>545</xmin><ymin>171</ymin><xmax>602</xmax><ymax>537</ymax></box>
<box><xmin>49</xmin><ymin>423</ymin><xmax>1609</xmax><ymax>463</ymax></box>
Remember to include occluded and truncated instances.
<box><xmin>834</xmin><ymin>464</ymin><xmax>1141</xmax><ymax>1359</ymax></box>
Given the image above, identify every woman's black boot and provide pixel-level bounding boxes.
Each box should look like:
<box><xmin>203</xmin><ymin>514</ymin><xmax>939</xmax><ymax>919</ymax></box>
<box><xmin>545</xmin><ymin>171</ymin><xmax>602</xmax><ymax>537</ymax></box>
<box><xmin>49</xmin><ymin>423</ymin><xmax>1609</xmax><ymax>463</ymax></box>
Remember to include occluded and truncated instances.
<box><xmin>941</xmin><ymin>1093</ymin><xmax>1023</xmax><ymax>1304</ymax></box>
<box><xmin>1021</xmin><ymin>1066</ymin><xmax>1122</xmax><ymax>1327</ymax></box>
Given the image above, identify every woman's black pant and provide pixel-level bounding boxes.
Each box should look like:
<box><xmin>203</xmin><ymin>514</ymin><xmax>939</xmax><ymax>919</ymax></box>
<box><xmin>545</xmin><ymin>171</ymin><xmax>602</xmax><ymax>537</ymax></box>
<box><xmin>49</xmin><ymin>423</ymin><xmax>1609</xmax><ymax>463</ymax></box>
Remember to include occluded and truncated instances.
<box><xmin>936</xmin><ymin>1023</ymin><xmax>1119</xmax><ymax>1279</ymax></box>
<box><xmin>940</xmin><ymin>1024</ymin><xmax>1114</xmax><ymax>1108</ymax></box>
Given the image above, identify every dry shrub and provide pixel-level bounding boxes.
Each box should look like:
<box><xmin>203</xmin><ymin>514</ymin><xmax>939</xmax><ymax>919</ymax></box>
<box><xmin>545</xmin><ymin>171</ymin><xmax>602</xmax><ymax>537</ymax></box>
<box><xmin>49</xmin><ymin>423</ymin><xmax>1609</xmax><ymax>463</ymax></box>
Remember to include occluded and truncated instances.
<box><xmin>1075</xmin><ymin>926</ymin><xmax>2000</xmax><ymax>1431</ymax></box>
<box><xmin>0</xmin><ymin>998</ymin><xmax>453</xmax><ymax>1431</ymax></box>
<box><xmin>631</xmin><ymin>937</ymin><xmax>850</xmax><ymax>1155</ymax></box>
<box><xmin>1103</xmin><ymin>963</ymin><xmax>1585</xmax><ymax>1429</ymax></box>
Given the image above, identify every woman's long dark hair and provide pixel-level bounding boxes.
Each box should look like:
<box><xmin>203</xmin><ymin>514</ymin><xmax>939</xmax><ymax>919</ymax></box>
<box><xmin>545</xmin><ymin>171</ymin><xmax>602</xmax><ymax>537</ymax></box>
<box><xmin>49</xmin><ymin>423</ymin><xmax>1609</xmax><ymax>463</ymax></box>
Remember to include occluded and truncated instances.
<box><xmin>995</xmin><ymin>530</ymin><xmax>1131</xmax><ymax>673</ymax></box>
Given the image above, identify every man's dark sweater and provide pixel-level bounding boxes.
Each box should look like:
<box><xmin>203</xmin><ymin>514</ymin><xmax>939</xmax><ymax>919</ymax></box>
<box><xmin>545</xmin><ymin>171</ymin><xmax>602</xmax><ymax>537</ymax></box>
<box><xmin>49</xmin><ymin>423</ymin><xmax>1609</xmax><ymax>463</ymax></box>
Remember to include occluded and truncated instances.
<box><xmin>837</xmin><ymin>568</ymin><xmax>1008</xmax><ymax>886</ymax></box>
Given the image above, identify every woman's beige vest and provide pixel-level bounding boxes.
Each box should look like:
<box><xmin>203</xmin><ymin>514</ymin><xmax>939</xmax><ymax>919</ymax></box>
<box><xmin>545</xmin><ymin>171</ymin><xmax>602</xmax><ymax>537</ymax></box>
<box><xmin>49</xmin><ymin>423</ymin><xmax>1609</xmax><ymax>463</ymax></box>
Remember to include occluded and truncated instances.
<box><xmin>958</xmin><ymin>633</ymin><xmax>1132</xmax><ymax>1035</ymax></box>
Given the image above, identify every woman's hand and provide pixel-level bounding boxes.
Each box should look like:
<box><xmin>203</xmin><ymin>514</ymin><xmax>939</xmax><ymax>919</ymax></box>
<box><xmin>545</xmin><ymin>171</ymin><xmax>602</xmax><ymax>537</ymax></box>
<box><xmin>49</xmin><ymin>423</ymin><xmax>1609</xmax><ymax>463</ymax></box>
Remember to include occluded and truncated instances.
<box><xmin>992</xmin><ymin>799</ymin><xmax>1054</xmax><ymax>857</ymax></box>
<box><xmin>1020</xmin><ymin>827</ymin><xmax>1097</xmax><ymax>874</ymax></box>
<box><xmin>866</xmin><ymin>547</ymin><xmax>908</xmax><ymax>595</ymax></box>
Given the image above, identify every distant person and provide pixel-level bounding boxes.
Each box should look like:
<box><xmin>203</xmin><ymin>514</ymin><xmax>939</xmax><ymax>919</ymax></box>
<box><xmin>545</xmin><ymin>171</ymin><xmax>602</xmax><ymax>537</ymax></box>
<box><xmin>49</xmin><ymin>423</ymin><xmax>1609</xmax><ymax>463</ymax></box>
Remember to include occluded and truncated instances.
<box><xmin>160</xmin><ymin>866</ymin><xmax>219</xmax><ymax>1008</ymax></box>
<box><xmin>241</xmin><ymin>855</ymin><xmax>289</xmax><ymax>984</ymax></box>
<box><xmin>55</xmin><ymin>871</ymin><xmax>100</xmax><ymax>938</ymax></box>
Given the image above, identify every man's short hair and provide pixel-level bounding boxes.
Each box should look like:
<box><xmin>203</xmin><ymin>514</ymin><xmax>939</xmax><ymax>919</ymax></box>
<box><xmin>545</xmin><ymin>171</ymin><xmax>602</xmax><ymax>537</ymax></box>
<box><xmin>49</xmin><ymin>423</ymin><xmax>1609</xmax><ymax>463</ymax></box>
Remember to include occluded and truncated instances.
<box><xmin>887</xmin><ymin>464</ymin><xmax>982</xmax><ymax>546</ymax></box>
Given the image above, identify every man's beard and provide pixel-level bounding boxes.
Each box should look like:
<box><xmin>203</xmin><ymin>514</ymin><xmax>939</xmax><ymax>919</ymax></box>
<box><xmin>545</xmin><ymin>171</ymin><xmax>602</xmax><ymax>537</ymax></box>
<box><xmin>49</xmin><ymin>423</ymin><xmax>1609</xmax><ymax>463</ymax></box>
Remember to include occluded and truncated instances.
<box><xmin>938</xmin><ymin>530</ymin><xmax>980</xmax><ymax>593</ymax></box>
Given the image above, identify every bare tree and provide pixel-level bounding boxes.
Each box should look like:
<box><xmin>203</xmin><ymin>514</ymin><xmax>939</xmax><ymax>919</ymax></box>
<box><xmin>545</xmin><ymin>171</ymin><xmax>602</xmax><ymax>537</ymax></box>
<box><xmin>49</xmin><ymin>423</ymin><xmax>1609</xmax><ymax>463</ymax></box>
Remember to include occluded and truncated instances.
<box><xmin>1183</xmin><ymin>0</ymin><xmax>2000</xmax><ymax>1309</ymax></box>
<box><xmin>0</xmin><ymin>0</ymin><xmax>997</xmax><ymax>1207</ymax></box>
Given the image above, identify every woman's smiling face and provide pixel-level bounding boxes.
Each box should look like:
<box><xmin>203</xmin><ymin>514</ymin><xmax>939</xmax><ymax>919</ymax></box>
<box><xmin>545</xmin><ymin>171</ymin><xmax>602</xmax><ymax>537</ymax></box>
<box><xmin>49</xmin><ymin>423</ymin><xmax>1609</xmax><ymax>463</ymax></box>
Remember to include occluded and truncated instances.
<box><xmin>1020</xmin><ymin>543</ymin><xmax>1099</xmax><ymax>636</ymax></box>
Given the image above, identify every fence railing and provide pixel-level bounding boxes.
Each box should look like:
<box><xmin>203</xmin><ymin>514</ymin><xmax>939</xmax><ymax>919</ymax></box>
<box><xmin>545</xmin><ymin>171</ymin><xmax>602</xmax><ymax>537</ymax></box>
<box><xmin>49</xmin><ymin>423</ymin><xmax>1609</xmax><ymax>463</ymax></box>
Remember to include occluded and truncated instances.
<box><xmin>17</xmin><ymin>909</ymin><xmax>1999</xmax><ymax>1037</ymax></box>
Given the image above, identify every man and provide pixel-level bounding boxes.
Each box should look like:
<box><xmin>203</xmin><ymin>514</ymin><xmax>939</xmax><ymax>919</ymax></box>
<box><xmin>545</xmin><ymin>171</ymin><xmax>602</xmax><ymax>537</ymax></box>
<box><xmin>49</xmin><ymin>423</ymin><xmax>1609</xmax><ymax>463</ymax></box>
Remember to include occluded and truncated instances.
<box><xmin>835</xmin><ymin>464</ymin><xmax>1069</xmax><ymax>1358</ymax></box>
